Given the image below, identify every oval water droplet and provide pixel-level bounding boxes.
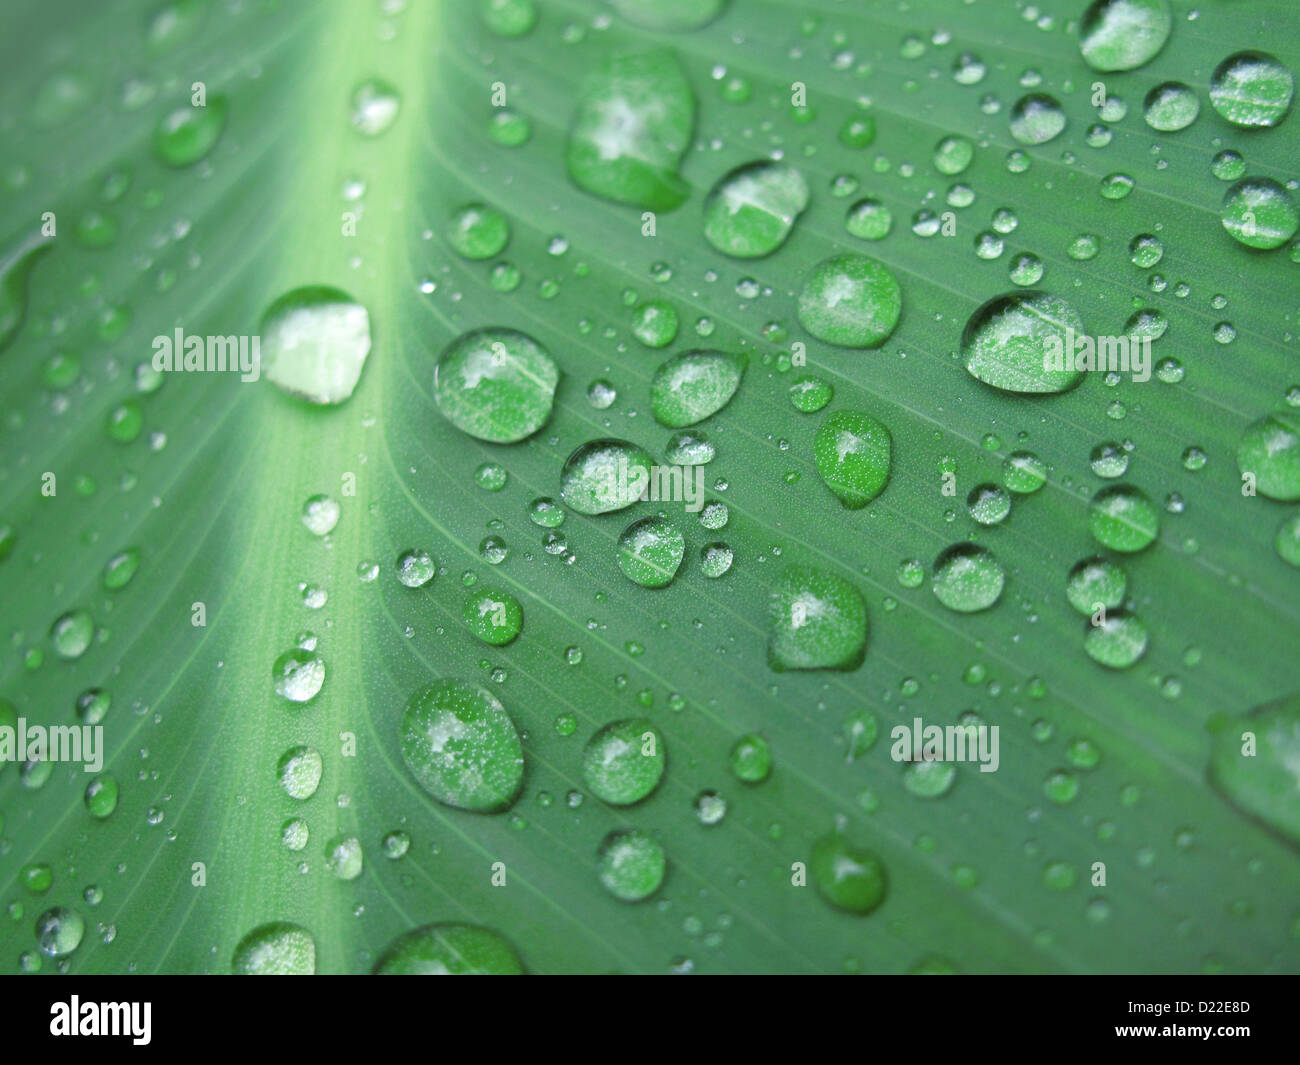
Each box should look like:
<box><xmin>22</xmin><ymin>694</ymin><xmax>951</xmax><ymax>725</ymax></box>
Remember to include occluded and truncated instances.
<box><xmin>702</xmin><ymin>161</ymin><xmax>809</xmax><ymax>258</ymax></box>
<box><xmin>597</xmin><ymin>829</ymin><xmax>666</xmax><ymax>902</ymax></box>
<box><xmin>1089</xmin><ymin>485</ymin><xmax>1160</xmax><ymax>551</ymax></box>
<box><xmin>962</xmin><ymin>290</ymin><xmax>1085</xmax><ymax>394</ymax></box>
<box><xmin>400</xmin><ymin>680</ymin><xmax>524</xmax><ymax>812</ymax></box>
<box><xmin>232</xmin><ymin>922</ymin><xmax>315</xmax><ymax>974</ymax></box>
<box><xmin>583</xmin><ymin>718</ymin><xmax>665</xmax><ymax>805</ymax></box>
<box><xmin>931</xmin><ymin>543</ymin><xmax>1005</xmax><ymax>613</ymax></box>
<box><xmin>813</xmin><ymin>409</ymin><xmax>891</xmax><ymax>508</ymax></box>
<box><xmin>810</xmin><ymin>834</ymin><xmax>886</xmax><ymax>914</ymax></box>
<box><xmin>153</xmin><ymin>96</ymin><xmax>227</xmax><ymax>166</ymax></box>
<box><xmin>1079</xmin><ymin>0</ymin><xmax>1171</xmax><ymax>72</ymax></box>
<box><xmin>560</xmin><ymin>439</ymin><xmax>654</xmax><ymax>514</ymax></box>
<box><xmin>1208</xmin><ymin>694</ymin><xmax>1300</xmax><ymax>845</ymax></box>
<box><xmin>618</xmin><ymin>516</ymin><xmax>685</xmax><ymax>588</ymax></box>
<box><xmin>1236</xmin><ymin>410</ymin><xmax>1300</xmax><ymax>499</ymax></box>
<box><xmin>373</xmin><ymin>923</ymin><xmax>524</xmax><ymax>974</ymax></box>
<box><xmin>1209</xmin><ymin>51</ymin><xmax>1294</xmax><ymax>129</ymax></box>
<box><xmin>649</xmin><ymin>350</ymin><xmax>745</xmax><ymax>427</ymax></box>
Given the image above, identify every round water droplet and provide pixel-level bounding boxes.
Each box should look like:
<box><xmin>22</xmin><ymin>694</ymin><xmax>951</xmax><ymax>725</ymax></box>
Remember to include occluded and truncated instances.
<box><xmin>1003</xmin><ymin>450</ymin><xmax>1047</xmax><ymax>493</ymax></box>
<box><xmin>434</xmin><ymin>328</ymin><xmax>558</xmax><ymax>443</ymax></box>
<box><xmin>260</xmin><ymin>287</ymin><xmax>372</xmax><ymax>405</ymax></box>
<box><xmin>845</xmin><ymin>198</ymin><xmax>892</xmax><ymax>241</ymax></box>
<box><xmin>1209</xmin><ymin>52</ymin><xmax>1294</xmax><ymax>129</ymax></box>
<box><xmin>527</xmin><ymin>496</ymin><xmax>565</xmax><ymax>528</ymax></box>
<box><xmin>1221</xmin><ymin>179</ymin><xmax>1299</xmax><ymax>251</ymax></box>
<box><xmin>797</xmin><ymin>254</ymin><xmax>902</xmax><ymax>348</ymax></box>
<box><xmin>813</xmin><ymin>408</ymin><xmax>891</xmax><ymax>508</ymax></box>
<box><xmin>1079</xmin><ymin>0</ymin><xmax>1172</xmax><ymax>72</ymax></box>
<box><xmin>810</xmin><ymin>834</ymin><xmax>886</xmax><ymax>914</ymax></box>
<box><xmin>597</xmin><ymin>829</ymin><xmax>666</xmax><ymax>902</ymax></box>
<box><xmin>395</xmin><ymin>548</ymin><xmax>436</xmax><ymax>588</ymax></box>
<box><xmin>301</xmin><ymin>494</ymin><xmax>340</xmax><ymax>536</ymax></box>
<box><xmin>583</xmin><ymin>718</ymin><xmax>665</xmax><ymax>805</ymax></box>
<box><xmin>272</xmin><ymin>647</ymin><xmax>325</xmax><ymax>703</ymax></box>
<box><xmin>967</xmin><ymin>483</ymin><xmax>1011</xmax><ymax>525</ymax></box>
<box><xmin>324</xmin><ymin>834</ymin><xmax>363</xmax><ymax>880</ymax></box>
<box><xmin>1084</xmin><ymin>611</ymin><xmax>1149</xmax><ymax>668</ymax></box>
<box><xmin>649</xmin><ymin>350</ymin><xmax>745</xmax><ymax>427</ymax></box>
<box><xmin>768</xmin><ymin>565</ymin><xmax>867</xmax><ymax>671</ymax></box>
<box><xmin>903</xmin><ymin>758</ymin><xmax>956</xmax><ymax>798</ymax></box>
<box><xmin>1208</xmin><ymin>694</ymin><xmax>1300</xmax><ymax>844</ymax></box>
<box><xmin>83</xmin><ymin>775</ymin><xmax>119</xmax><ymax>819</ymax></box>
<box><xmin>463</xmin><ymin>589</ymin><xmax>523</xmax><ymax>645</ymax></box>
<box><xmin>566</xmin><ymin>50</ymin><xmax>693</xmax><ymax>211</ymax></box>
<box><xmin>400</xmin><ymin>680</ymin><xmax>524</xmax><ymax>812</ymax></box>
<box><xmin>1089</xmin><ymin>485</ymin><xmax>1160</xmax><ymax>551</ymax></box>
<box><xmin>931</xmin><ymin>544</ymin><xmax>1005</xmax><ymax>613</ymax></box>
<box><xmin>962</xmin><ymin>290</ymin><xmax>1085</xmax><ymax>394</ymax></box>
<box><xmin>699</xmin><ymin>541</ymin><xmax>733</xmax><ymax>578</ymax></box>
<box><xmin>1066</xmin><ymin>557</ymin><xmax>1127</xmax><ymax>614</ymax></box>
<box><xmin>933</xmin><ymin>135</ymin><xmax>974</xmax><ymax>175</ymax></box>
<box><xmin>664</xmin><ymin>429</ymin><xmax>714</xmax><ymax>465</ymax></box>
<box><xmin>703</xmin><ymin>161</ymin><xmax>809</xmax><ymax>258</ymax></box>
<box><xmin>789</xmin><ymin>375</ymin><xmax>833</xmax><ymax>412</ymax></box>
<box><xmin>35</xmin><ymin>907</ymin><xmax>85</xmax><ymax>957</ymax></box>
<box><xmin>1143</xmin><ymin>82</ymin><xmax>1199</xmax><ymax>131</ymax></box>
<box><xmin>560</xmin><ymin>439</ymin><xmax>654</xmax><ymax>514</ymax></box>
<box><xmin>447</xmin><ymin>203</ymin><xmax>509</xmax><ymax>260</ymax></box>
<box><xmin>232</xmin><ymin>922</ymin><xmax>315</xmax><ymax>974</ymax></box>
<box><xmin>482</xmin><ymin>0</ymin><xmax>538</xmax><ymax>37</ymax></box>
<box><xmin>1009</xmin><ymin>94</ymin><xmax>1066</xmax><ymax>144</ymax></box>
<box><xmin>1236</xmin><ymin>411</ymin><xmax>1300</xmax><ymax>499</ymax></box>
<box><xmin>374</xmin><ymin>922</ymin><xmax>524</xmax><ymax>973</ymax></box>
<box><xmin>631</xmin><ymin>299</ymin><xmax>678</xmax><ymax>348</ymax></box>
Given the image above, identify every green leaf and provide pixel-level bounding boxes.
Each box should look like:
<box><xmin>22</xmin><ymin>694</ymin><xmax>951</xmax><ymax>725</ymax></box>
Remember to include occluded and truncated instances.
<box><xmin>2</xmin><ymin>0</ymin><xmax>1299</xmax><ymax>976</ymax></box>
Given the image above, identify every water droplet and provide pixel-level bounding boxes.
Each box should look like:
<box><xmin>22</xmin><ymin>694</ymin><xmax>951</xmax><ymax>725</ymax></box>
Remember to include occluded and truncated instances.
<box><xmin>1221</xmin><ymin>179</ymin><xmax>1298</xmax><ymax>250</ymax></box>
<box><xmin>730</xmin><ymin>733</ymin><xmax>771</xmax><ymax>782</ymax></box>
<box><xmin>962</xmin><ymin>290</ymin><xmax>1085</xmax><ymax>394</ymax></box>
<box><xmin>583</xmin><ymin>718</ymin><xmax>665</xmax><ymax>805</ymax></box>
<box><xmin>1209</xmin><ymin>51</ymin><xmax>1294</xmax><ymax>129</ymax></box>
<box><xmin>1089</xmin><ymin>485</ymin><xmax>1160</xmax><ymax>551</ymax></box>
<box><xmin>768</xmin><ymin>565</ymin><xmax>867</xmax><ymax>671</ymax></box>
<box><xmin>810</xmin><ymin>834</ymin><xmax>886</xmax><ymax>914</ymax></box>
<box><xmin>560</xmin><ymin>439</ymin><xmax>654</xmax><ymax>514</ymax></box>
<box><xmin>649</xmin><ymin>350</ymin><xmax>746</xmax><ymax>427</ymax></box>
<box><xmin>597</xmin><ymin>829</ymin><xmax>666</xmax><ymax>902</ymax></box>
<box><xmin>1003</xmin><ymin>451</ymin><xmax>1047</xmax><ymax>493</ymax></box>
<box><xmin>797</xmin><ymin>254</ymin><xmax>902</xmax><ymax>348</ymax></box>
<box><xmin>232</xmin><ymin>922</ymin><xmax>315</xmax><ymax>974</ymax></box>
<box><xmin>699</xmin><ymin>541</ymin><xmax>733</xmax><ymax>578</ymax></box>
<box><xmin>1066</xmin><ymin>557</ymin><xmax>1127</xmax><ymax>614</ymax></box>
<box><xmin>1084</xmin><ymin>611</ymin><xmax>1149</xmax><ymax>668</ymax></box>
<box><xmin>434</xmin><ymin>328</ymin><xmax>558</xmax><ymax>442</ymax></box>
<box><xmin>814</xmin><ymin>409</ymin><xmax>891</xmax><ymax>508</ymax></box>
<box><xmin>463</xmin><ymin>589</ymin><xmax>523</xmax><ymax>645</ymax></box>
<box><xmin>618</xmin><ymin>516</ymin><xmax>685</xmax><ymax>588</ymax></box>
<box><xmin>967</xmin><ymin>483</ymin><xmax>1011</xmax><ymax>525</ymax></box>
<box><xmin>35</xmin><ymin>907</ymin><xmax>85</xmax><ymax>957</ymax></box>
<box><xmin>1143</xmin><ymin>82</ymin><xmax>1199</xmax><ymax>131</ymax></box>
<box><xmin>447</xmin><ymin>203</ymin><xmax>509</xmax><ymax>259</ymax></box>
<box><xmin>566</xmin><ymin>50</ymin><xmax>693</xmax><ymax>211</ymax></box>
<box><xmin>83</xmin><ymin>775</ymin><xmax>119</xmax><ymax>819</ymax></box>
<box><xmin>301</xmin><ymin>494</ymin><xmax>340</xmax><ymax>536</ymax></box>
<box><xmin>153</xmin><ymin>97</ymin><xmax>227</xmax><ymax>166</ymax></box>
<box><xmin>349</xmin><ymin>78</ymin><xmax>400</xmax><ymax>136</ymax></box>
<box><xmin>272</xmin><ymin>647</ymin><xmax>325</xmax><ymax>703</ymax></box>
<box><xmin>1079</xmin><ymin>0</ymin><xmax>1171</xmax><ymax>72</ymax></box>
<box><xmin>400</xmin><ymin>680</ymin><xmax>524</xmax><ymax>812</ymax></box>
<box><xmin>1236</xmin><ymin>411</ymin><xmax>1300</xmax><ymax>499</ymax></box>
<box><xmin>1009</xmin><ymin>94</ymin><xmax>1066</xmax><ymax>144</ymax></box>
<box><xmin>789</xmin><ymin>375</ymin><xmax>833</xmax><ymax>412</ymax></box>
<box><xmin>931</xmin><ymin>544</ymin><xmax>1005</xmax><ymax>613</ymax></box>
<box><xmin>1209</xmin><ymin>694</ymin><xmax>1300</xmax><ymax>844</ymax></box>
<box><xmin>260</xmin><ymin>287</ymin><xmax>371</xmax><ymax>405</ymax></box>
<box><xmin>845</xmin><ymin>198</ymin><xmax>892</xmax><ymax>241</ymax></box>
<box><xmin>373</xmin><ymin>922</ymin><xmax>524</xmax><ymax>973</ymax></box>
<box><xmin>703</xmin><ymin>161</ymin><xmax>809</xmax><ymax>258</ymax></box>
<box><xmin>50</xmin><ymin>610</ymin><xmax>93</xmax><ymax>659</ymax></box>
<box><xmin>277</xmin><ymin>746</ymin><xmax>323</xmax><ymax>800</ymax></box>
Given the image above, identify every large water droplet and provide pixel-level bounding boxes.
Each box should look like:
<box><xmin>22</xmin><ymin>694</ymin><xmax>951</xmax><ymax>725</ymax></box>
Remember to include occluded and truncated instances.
<box><xmin>931</xmin><ymin>544</ymin><xmax>1005</xmax><ymax>613</ymax></box>
<box><xmin>1208</xmin><ymin>694</ymin><xmax>1300</xmax><ymax>845</ymax></box>
<box><xmin>232</xmin><ymin>922</ymin><xmax>315</xmax><ymax>974</ymax></box>
<box><xmin>349</xmin><ymin>78</ymin><xmax>400</xmax><ymax>136</ymax></box>
<box><xmin>260</xmin><ymin>287</ymin><xmax>371</xmax><ymax>405</ymax></box>
<box><xmin>768</xmin><ymin>565</ymin><xmax>867</xmax><ymax>671</ymax></box>
<box><xmin>434</xmin><ymin>328</ymin><xmax>558</xmax><ymax>443</ymax></box>
<box><xmin>566</xmin><ymin>50</ymin><xmax>693</xmax><ymax>211</ymax></box>
<box><xmin>1221</xmin><ymin>179</ymin><xmax>1299</xmax><ymax>251</ymax></box>
<box><xmin>1089</xmin><ymin>485</ymin><xmax>1160</xmax><ymax>551</ymax></box>
<box><xmin>810</xmin><ymin>834</ymin><xmax>886</xmax><ymax>914</ymax></box>
<box><xmin>797</xmin><ymin>254</ymin><xmax>901</xmax><ymax>348</ymax></box>
<box><xmin>597</xmin><ymin>829</ymin><xmax>666</xmax><ymax>901</ymax></box>
<box><xmin>277</xmin><ymin>746</ymin><xmax>323</xmax><ymax>800</ymax></box>
<box><xmin>1236</xmin><ymin>410</ymin><xmax>1300</xmax><ymax>499</ymax></box>
<box><xmin>1084</xmin><ymin>611</ymin><xmax>1149</xmax><ymax>668</ymax></box>
<box><xmin>702</xmin><ymin>161</ymin><xmax>809</xmax><ymax>258</ymax></box>
<box><xmin>153</xmin><ymin>96</ymin><xmax>227</xmax><ymax>165</ymax></box>
<box><xmin>400</xmin><ymin>680</ymin><xmax>524</xmax><ymax>812</ymax></box>
<box><xmin>560</xmin><ymin>439</ymin><xmax>654</xmax><ymax>514</ymax></box>
<box><xmin>813</xmin><ymin>409</ymin><xmax>891</xmax><ymax>508</ymax></box>
<box><xmin>1209</xmin><ymin>51</ymin><xmax>1294</xmax><ymax>129</ymax></box>
<box><xmin>1009</xmin><ymin>94</ymin><xmax>1067</xmax><ymax>144</ymax></box>
<box><xmin>1078</xmin><ymin>0</ymin><xmax>1171</xmax><ymax>72</ymax></box>
<box><xmin>373</xmin><ymin>923</ymin><xmax>524</xmax><ymax>974</ymax></box>
<box><xmin>962</xmin><ymin>290</ymin><xmax>1085</xmax><ymax>394</ymax></box>
<box><xmin>583</xmin><ymin>718</ymin><xmax>666</xmax><ymax>805</ymax></box>
<box><xmin>272</xmin><ymin>647</ymin><xmax>325</xmax><ymax>703</ymax></box>
<box><xmin>463</xmin><ymin>589</ymin><xmax>524</xmax><ymax>645</ymax></box>
<box><xmin>0</xmin><ymin>235</ymin><xmax>51</xmax><ymax>352</ymax></box>
<box><xmin>35</xmin><ymin>907</ymin><xmax>85</xmax><ymax>957</ymax></box>
<box><xmin>649</xmin><ymin>350</ymin><xmax>745</xmax><ymax>427</ymax></box>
